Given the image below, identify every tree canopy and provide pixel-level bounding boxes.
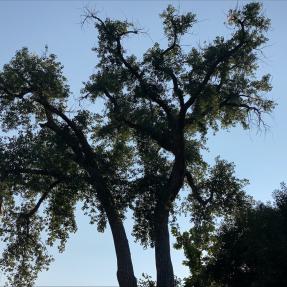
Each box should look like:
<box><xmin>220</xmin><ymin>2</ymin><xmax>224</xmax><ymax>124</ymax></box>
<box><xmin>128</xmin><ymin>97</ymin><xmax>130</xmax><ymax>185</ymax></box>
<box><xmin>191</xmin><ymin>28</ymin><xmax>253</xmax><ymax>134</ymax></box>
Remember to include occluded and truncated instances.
<box><xmin>0</xmin><ymin>48</ymin><xmax>137</xmax><ymax>287</ymax></box>
<box><xmin>0</xmin><ymin>3</ymin><xmax>274</xmax><ymax>287</ymax></box>
<box><xmin>82</xmin><ymin>3</ymin><xmax>273</xmax><ymax>286</ymax></box>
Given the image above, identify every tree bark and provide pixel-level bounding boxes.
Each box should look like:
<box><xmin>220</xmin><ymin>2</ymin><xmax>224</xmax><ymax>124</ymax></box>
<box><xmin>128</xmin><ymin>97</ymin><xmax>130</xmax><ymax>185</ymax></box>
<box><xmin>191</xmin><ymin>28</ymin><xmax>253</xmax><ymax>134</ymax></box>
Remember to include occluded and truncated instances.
<box><xmin>154</xmin><ymin>133</ymin><xmax>185</xmax><ymax>287</ymax></box>
<box><xmin>106</xmin><ymin>207</ymin><xmax>138</xmax><ymax>287</ymax></box>
<box><xmin>38</xmin><ymin>99</ymin><xmax>137</xmax><ymax>286</ymax></box>
<box><xmin>91</xmin><ymin>175</ymin><xmax>137</xmax><ymax>287</ymax></box>
<box><xmin>155</xmin><ymin>207</ymin><xmax>175</xmax><ymax>287</ymax></box>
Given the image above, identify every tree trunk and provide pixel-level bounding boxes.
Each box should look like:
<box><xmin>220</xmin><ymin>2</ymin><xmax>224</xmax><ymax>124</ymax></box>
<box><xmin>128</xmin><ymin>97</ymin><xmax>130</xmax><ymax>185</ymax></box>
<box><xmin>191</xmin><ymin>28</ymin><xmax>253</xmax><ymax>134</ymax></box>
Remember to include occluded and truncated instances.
<box><xmin>154</xmin><ymin>136</ymin><xmax>185</xmax><ymax>287</ymax></box>
<box><xmin>91</xmin><ymin>174</ymin><xmax>137</xmax><ymax>287</ymax></box>
<box><xmin>106</xmin><ymin>208</ymin><xmax>138</xmax><ymax>287</ymax></box>
<box><xmin>155</xmin><ymin>207</ymin><xmax>175</xmax><ymax>287</ymax></box>
<box><xmin>43</xmin><ymin>107</ymin><xmax>137</xmax><ymax>286</ymax></box>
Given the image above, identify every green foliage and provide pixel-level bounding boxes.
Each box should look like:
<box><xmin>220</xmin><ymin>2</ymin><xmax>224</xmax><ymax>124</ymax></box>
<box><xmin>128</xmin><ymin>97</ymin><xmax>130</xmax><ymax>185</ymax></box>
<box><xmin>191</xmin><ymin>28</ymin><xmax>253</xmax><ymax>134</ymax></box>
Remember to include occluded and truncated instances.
<box><xmin>185</xmin><ymin>157</ymin><xmax>251</xmax><ymax>223</ymax></box>
<box><xmin>160</xmin><ymin>5</ymin><xmax>196</xmax><ymax>41</ymax></box>
<box><xmin>173</xmin><ymin>222</ymin><xmax>217</xmax><ymax>287</ymax></box>
<box><xmin>138</xmin><ymin>273</ymin><xmax>183</xmax><ymax>287</ymax></box>
<box><xmin>83</xmin><ymin>3</ymin><xmax>274</xmax><ymax>251</ymax></box>
<box><xmin>0</xmin><ymin>3</ymin><xmax>275</xmax><ymax>286</ymax></box>
<box><xmin>0</xmin><ymin>129</ymin><xmax>86</xmax><ymax>286</ymax></box>
<box><xmin>0</xmin><ymin>48</ymin><xmax>135</xmax><ymax>286</ymax></box>
<box><xmin>130</xmin><ymin>136</ymin><xmax>172</xmax><ymax>247</ymax></box>
<box><xmin>175</xmin><ymin>183</ymin><xmax>287</xmax><ymax>287</ymax></box>
<box><xmin>0</xmin><ymin>48</ymin><xmax>69</xmax><ymax>131</ymax></box>
<box><xmin>173</xmin><ymin>158</ymin><xmax>251</xmax><ymax>287</ymax></box>
<box><xmin>138</xmin><ymin>273</ymin><xmax>157</xmax><ymax>287</ymax></box>
<box><xmin>85</xmin><ymin>2</ymin><xmax>274</xmax><ymax>141</ymax></box>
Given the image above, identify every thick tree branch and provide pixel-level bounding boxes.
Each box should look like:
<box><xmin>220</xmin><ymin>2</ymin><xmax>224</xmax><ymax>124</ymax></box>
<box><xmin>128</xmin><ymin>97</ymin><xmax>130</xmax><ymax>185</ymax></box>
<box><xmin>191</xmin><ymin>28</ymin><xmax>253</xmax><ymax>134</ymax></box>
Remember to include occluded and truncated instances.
<box><xmin>183</xmin><ymin>22</ymin><xmax>247</xmax><ymax>114</ymax></box>
<box><xmin>115</xmin><ymin>37</ymin><xmax>176</xmax><ymax>126</ymax></box>
<box><xmin>153</xmin><ymin>62</ymin><xmax>184</xmax><ymax>110</ymax></box>
<box><xmin>84</xmin><ymin>12</ymin><xmax>176</xmax><ymax>127</ymax></box>
<box><xmin>40</xmin><ymin>111</ymin><xmax>85</xmax><ymax>165</ymax></box>
<box><xmin>36</xmin><ymin>96</ymin><xmax>96</xmax><ymax>159</ymax></box>
<box><xmin>169</xmin><ymin>70</ymin><xmax>184</xmax><ymax>109</ymax></box>
<box><xmin>103</xmin><ymin>89</ymin><xmax>174</xmax><ymax>152</ymax></box>
<box><xmin>185</xmin><ymin>171</ymin><xmax>213</xmax><ymax>206</ymax></box>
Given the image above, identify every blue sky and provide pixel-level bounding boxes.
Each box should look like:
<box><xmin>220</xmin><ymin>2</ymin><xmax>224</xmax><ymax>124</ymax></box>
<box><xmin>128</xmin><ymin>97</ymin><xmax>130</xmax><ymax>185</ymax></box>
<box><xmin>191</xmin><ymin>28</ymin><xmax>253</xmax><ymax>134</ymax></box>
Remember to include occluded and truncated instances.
<box><xmin>0</xmin><ymin>0</ymin><xmax>286</xmax><ymax>286</ymax></box>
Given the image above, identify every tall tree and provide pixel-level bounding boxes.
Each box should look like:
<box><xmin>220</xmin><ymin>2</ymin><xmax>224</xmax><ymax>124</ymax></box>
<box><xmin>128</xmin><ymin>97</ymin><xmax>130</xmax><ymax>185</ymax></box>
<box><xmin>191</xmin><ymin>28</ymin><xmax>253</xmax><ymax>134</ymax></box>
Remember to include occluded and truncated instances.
<box><xmin>0</xmin><ymin>49</ymin><xmax>137</xmax><ymax>287</ymax></box>
<box><xmin>0</xmin><ymin>3</ymin><xmax>274</xmax><ymax>287</ymax></box>
<box><xmin>83</xmin><ymin>3</ymin><xmax>274</xmax><ymax>286</ymax></box>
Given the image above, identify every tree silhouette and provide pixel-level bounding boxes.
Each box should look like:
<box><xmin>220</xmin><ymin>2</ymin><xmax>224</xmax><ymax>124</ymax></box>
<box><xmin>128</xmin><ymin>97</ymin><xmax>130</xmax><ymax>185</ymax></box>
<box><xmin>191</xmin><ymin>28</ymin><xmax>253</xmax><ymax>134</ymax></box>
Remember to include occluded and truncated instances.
<box><xmin>0</xmin><ymin>3</ymin><xmax>274</xmax><ymax>287</ymax></box>
<box><xmin>175</xmin><ymin>183</ymin><xmax>287</xmax><ymax>287</ymax></box>
<box><xmin>0</xmin><ymin>49</ymin><xmax>137</xmax><ymax>287</ymax></box>
<box><xmin>83</xmin><ymin>2</ymin><xmax>273</xmax><ymax>286</ymax></box>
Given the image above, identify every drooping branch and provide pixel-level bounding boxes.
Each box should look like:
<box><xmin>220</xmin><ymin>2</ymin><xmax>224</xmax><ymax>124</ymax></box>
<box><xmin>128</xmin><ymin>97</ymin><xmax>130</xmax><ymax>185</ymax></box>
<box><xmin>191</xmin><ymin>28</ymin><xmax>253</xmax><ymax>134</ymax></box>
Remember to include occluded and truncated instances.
<box><xmin>24</xmin><ymin>180</ymin><xmax>61</xmax><ymax>218</ymax></box>
<box><xmin>221</xmin><ymin>101</ymin><xmax>266</xmax><ymax>126</ymax></box>
<box><xmin>15</xmin><ymin>180</ymin><xmax>61</xmax><ymax>237</ymax></box>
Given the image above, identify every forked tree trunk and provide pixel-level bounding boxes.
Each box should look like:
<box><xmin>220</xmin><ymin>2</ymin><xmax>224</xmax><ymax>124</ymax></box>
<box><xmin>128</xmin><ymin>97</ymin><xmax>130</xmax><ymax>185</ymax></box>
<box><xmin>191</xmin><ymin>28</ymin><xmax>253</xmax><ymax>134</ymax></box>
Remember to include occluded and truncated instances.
<box><xmin>154</xmin><ymin>207</ymin><xmax>175</xmax><ymax>287</ymax></box>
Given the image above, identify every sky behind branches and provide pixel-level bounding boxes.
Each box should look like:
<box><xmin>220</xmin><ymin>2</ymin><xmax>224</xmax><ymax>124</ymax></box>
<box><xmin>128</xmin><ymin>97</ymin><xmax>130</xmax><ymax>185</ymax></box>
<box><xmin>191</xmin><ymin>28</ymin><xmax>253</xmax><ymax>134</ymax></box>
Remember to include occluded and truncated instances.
<box><xmin>0</xmin><ymin>0</ymin><xmax>286</xmax><ymax>286</ymax></box>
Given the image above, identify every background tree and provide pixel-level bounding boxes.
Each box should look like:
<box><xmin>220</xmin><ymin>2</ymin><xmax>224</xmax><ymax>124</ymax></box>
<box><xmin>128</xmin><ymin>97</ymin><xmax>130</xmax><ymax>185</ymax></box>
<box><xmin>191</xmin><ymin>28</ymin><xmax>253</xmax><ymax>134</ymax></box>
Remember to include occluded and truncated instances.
<box><xmin>83</xmin><ymin>3</ymin><xmax>274</xmax><ymax>286</ymax></box>
<box><xmin>175</xmin><ymin>183</ymin><xmax>287</xmax><ymax>287</ymax></box>
<box><xmin>0</xmin><ymin>48</ymin><xmax>137</xmax><ymax>287</ymax></box>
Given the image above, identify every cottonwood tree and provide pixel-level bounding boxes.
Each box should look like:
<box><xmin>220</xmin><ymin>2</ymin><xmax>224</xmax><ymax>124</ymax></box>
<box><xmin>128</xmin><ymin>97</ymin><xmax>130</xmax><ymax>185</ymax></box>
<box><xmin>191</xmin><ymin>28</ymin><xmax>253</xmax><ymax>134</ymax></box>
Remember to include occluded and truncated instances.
<box><xmin>83</xmin><ymin>3</ymin><xmax>274</xmax><ymax>287</ymax></box>
<box><xmin>0</xmin><ymin>49</ymin><xmax>137</xmax><ymax>287</ymax></box>
<box><xmin>0</xmin><ymin>3</ymin><xmax>274</xmax><ymax>287</ymax></box>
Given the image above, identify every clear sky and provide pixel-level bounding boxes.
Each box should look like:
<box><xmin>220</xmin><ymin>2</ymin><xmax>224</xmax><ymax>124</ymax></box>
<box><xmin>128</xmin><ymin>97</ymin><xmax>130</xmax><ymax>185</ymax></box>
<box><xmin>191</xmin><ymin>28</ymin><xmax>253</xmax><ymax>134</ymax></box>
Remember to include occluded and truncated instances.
<box><xmin>0</xmin><ymin>0</ymin><xmax>286</xmax><ymax>286</ymax></box>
